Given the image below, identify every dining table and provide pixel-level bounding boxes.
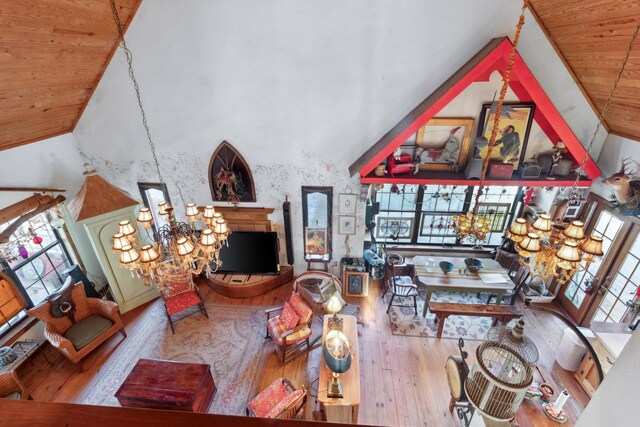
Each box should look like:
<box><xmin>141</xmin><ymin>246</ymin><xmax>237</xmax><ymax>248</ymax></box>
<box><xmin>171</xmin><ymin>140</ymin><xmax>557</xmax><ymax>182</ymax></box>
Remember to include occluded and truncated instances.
<box><xmin>409</xmin><ymin>255</ymin><xmax>515</xmax><ymax>317</ymax></box>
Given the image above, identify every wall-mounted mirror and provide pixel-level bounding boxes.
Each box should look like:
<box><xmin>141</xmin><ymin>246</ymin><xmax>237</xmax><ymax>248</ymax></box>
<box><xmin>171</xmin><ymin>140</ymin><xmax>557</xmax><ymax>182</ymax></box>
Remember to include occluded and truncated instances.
<box><xmin>301</xmin><ymin>186</ymin><xmax>333</xmax><ymax>259</ymax></box>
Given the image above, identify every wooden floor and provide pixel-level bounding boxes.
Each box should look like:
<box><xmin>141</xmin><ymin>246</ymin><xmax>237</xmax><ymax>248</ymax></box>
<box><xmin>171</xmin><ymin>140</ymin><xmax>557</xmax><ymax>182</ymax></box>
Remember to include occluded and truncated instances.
<box><xmin>17</xmin><ymin>277</ymin><xmax>589</xmax><ymax>426</ymax></box>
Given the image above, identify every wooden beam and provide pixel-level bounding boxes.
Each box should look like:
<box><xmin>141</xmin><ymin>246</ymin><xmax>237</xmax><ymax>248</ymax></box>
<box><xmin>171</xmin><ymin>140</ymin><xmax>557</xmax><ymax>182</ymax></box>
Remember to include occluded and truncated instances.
<box><xmin>0</xmin><ymin>194</ymin><xmax>50</xmax><ymax>224</ymax></box>
<box><xmin>0</xmin><ymin>187</ymin><xmax>66</xmax><ymax>193</ymax></box>
<box><xmin>527</xmin><ymin>2</ymin><xmax>611</xmax><ymax>133</ymax></box>
<box><xmin>0</xmin><ymin>195</ymin><xmax>66</xmax><ymax>243</ymax></box>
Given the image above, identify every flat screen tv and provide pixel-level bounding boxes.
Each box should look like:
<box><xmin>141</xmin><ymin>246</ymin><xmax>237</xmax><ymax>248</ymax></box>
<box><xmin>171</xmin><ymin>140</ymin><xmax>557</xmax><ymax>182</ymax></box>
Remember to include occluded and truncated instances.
<box><xmin>215</xmin><ymin>231</ymin><xmax>280</xmax><ymax>274</ymax></box>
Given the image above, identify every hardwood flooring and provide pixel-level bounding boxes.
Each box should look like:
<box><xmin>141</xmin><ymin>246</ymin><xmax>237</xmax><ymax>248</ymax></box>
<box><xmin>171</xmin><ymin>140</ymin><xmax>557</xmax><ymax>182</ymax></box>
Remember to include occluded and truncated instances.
<box><xmin>17</xmin><ymin>278</ymin><xmax>588</xmax><ymax>426</ymax></box>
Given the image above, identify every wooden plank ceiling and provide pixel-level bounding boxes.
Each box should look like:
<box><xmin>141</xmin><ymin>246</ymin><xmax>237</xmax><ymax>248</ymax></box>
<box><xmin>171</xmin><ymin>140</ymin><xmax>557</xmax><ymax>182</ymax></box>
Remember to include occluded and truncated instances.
<box><xmin>529</xmin><ymin>0</ymin><xmax>640</xmax><ymax>141</ymax></box>
<box><xmin>0</xmin><ymin>0</ymin><xmax>142</xmax><ymax>151</ymax></box>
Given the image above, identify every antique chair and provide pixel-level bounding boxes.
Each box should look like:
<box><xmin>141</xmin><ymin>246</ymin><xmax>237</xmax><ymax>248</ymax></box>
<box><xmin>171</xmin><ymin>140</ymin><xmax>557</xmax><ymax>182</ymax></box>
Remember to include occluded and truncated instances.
<box><xmin>0</xmin><ymin>372</ymin><xmax>29</xmax><ymax>399</ymax></box>
<box><xmin>293</xmin><ymin>271</ymin><xmax>362</xmax><ymax>324</ymax></box>
<box><xmin>381</xmin><ymin>253</ymin><xmax>405</xmax><ymax>299</ymax></box>
<box><xmin>156</xmin><ymin>269</ymin><xmax>208</xmax><ymax>333</ymax></box>
<box><xmin>27</xmin><ymin>279</ymin><xmax>126</xmax><ymax>370</ymax></box>
<box><xmin>495</xmin><ymin>248</ymin><xmax>521</xmax><ymax>277</ymax></box>
<box><xmin>265</xmin><ymin>291</ymin><xmax>313</xmax><ymax>363</ymax></box>
<box><xmin>486</xmin><ymin>266</ymin><xmax>531</xmax><ymax>305</ymax></box>
<box><xmin>246</xmin><ymin>377</ymin><xmax>307</xmax><ymax>419</ymax></box>
<box><xmin>385</xmin><ymin>263</ymin><xmax>419</xmax><ymax>315</ymax></box>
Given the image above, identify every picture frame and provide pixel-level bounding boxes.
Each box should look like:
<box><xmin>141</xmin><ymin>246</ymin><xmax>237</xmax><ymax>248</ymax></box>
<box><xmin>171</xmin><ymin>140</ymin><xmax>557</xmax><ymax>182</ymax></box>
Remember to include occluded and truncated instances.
<box><xmin>477</xmin><ymin>103</ymin><xmax>535</xmax><ymax>170</ymax></box>
<box><xmin>304</xmin><ymin>227</ymin><xmax>328</xmax><ymax>255</ymax></box>
<box><xmin>338</xmin><ymin>216</ymin><xmax>356</xmax><ymax>235</ymax></box>
<box><xmin>338</xmin><ymin>193</ymin><xmax>357</xmax><ymax>215</ymax></box>
<box><xmin>414</xmin><ymin>117</ymin><xmax>475</xmax><ymax>172</ymax></box>
<box><xmin>343</xmin><ymin>271</ymin><xmax>369</xmax><ymax>297</ymax></box>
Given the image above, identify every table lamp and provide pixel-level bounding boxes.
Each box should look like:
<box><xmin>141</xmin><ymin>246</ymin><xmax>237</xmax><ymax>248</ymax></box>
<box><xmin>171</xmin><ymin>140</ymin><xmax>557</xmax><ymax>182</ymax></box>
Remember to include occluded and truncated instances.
<box><xmin>323</xmin><ymin>329</ymin><xmax>352</xmax><ymax>398</ymax></box>
<box><xmin>325</xmin><ymin>294</ymin><xmax>344</xmax><ymax>331</ymax></box>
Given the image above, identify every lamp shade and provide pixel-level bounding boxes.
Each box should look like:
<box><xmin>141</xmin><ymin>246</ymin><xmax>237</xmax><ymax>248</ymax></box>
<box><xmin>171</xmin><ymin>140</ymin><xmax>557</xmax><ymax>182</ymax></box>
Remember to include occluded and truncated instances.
<box><xmin>158</xmin><ymin>201</ymin><xmax>171</xmax><ymax>216</ymax></box>
<box><xmin>203</xmin><ymin>205</ymin><xmax>216</xmax><ymax>219</ymax></box>
<box><xmin>518</xmin><ymin>233</ymin><xmax>541</xmax><ymax>253</ymax></box>
<box><xmin>325</xmin><ymin>294</ymin><xmax>344</xmax><ymax>315</ymax></box>
<box><xmin>139</xmin><ymin>244</ymin><xmax>160</xmax><ymax>263</ymax></box>
<box><xmin>176</xmin><ymin>237</ymin><xmax>196</xmax><ymax>256</ymax></box>
<box><xmin>185</xmin><ymin>203</ymin><xmax>200</xmax><ymax>218</ymax></box>
<box><xmin>119</xmin><ymin>245</ymin><xmax>140</xmax><ymax>264</ymax></box>
<box><xmin>213</xmin><ymin>218</ymin><xmax>229</xmax><ymax>235</ymax></box>
<box><xmin>137</xmin><ymin>208</ymin><xmax>153</xmax><ymax>223</ymax></box>
<box><xmin>556</xmin><ymin>241</ymin><xmax>580</xmax><ymax>262</ymax></box>
<box><xmin>118</xmin><ymin>220</ymin><xmax>136</xmax><ymax>237</ymax></box>
<box><xmin>563</xmin><ymin>221</ymin><xmax>585</xmax><ymax>240</ymax></box>
<box><xmin>509</xmin><ymin>218</ymin><xmax>528</xmax><ymax>242</ymax></box>
<box><xmin>200</xmin><ymin>229</ymin><xmax>217</xmax><ymax>247</ymax></box>
<box><xmin>581</xmin><ymin>234</ymin><xmax>604</xmax><ymax>256</ymax></box>
<box><xmin>112</xmin><ymin>233</ymin><xmax>129</xmax><ymax>251</ymax></box>
<box><xmin>531</xmin><ymin>214</ymin><xmax>552</xmax><ymax>233</ymax></box>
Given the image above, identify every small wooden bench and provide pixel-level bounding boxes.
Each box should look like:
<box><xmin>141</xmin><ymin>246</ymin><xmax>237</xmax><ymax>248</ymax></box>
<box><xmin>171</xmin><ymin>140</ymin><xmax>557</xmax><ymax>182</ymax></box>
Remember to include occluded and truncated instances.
<box><xmin>428</xmin><ymin>302</ymin><xmax>524</xmax><ymax>338</ymax></box>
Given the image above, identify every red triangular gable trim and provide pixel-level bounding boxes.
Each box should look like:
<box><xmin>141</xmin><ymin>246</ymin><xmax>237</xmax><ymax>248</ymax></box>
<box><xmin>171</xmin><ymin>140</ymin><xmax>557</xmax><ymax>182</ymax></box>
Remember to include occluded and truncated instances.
<box><xmin>349</xmin><ymin>37</ymin><xmax>601</xmax><ymax>181</ymax></box>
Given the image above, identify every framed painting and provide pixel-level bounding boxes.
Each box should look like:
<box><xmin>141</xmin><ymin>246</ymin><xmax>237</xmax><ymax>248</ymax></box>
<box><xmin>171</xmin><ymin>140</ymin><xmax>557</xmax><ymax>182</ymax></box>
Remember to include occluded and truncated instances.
<box><xmin>477</xmin><ymin>103</ymin><xmax>535</xmax><ymax>170</ymax></box>
<box><xmin>338</xmin><ymin>193</ymin><xmax>357</xmax><ymax>215</ymax></box>
<box><xmin>343</xmin><ymin>271</ymin><xmax>369</xmax><ymax>297</ymax></box>
<box><xmin>415</xmin><ymin>118</ymin><xmax>474</xmax><ymax>172</ymax></box>
<box><xmin>304</xmin><ymin>227</ymin><xmax>328</xmax><ymax>255</ymax></box>
<box><xmin>338</xmin><ymin>216</ymin><xmax>356</xmax><ymax>235</ymax></box>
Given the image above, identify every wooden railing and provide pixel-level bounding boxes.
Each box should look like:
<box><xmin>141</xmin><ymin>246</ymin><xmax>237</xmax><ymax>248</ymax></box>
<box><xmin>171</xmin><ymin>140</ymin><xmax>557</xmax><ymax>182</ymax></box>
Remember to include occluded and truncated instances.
<box><xmin>0</xmin><ymin>399</ymin><xmax>370</xmax><ymax>427</ymax></box>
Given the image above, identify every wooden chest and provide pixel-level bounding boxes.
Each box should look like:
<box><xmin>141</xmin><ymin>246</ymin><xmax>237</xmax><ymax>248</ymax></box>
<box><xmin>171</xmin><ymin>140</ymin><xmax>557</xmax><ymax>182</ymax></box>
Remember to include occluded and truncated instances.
<box><xmin>115</xmin><ymin>359</ymin><xmax>216</xmax><ymax>412</ymax></box>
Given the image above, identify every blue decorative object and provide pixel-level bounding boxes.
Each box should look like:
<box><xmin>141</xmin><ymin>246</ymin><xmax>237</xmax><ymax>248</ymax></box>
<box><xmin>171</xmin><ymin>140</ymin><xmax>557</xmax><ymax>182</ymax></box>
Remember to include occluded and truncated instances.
<box><xmin>439</xmin><ymin>261</ymin><xmax>455</xmax><ymax>273</ymax></box>
<box><xmin>363</xmin><ymin>249</ymin><xmax>384</xmax><ymax>267</ymax></box>
<box><xmin>464</xmin><ymin>258</ymin><xmax>484</xmax><ymax>273</ymax></box>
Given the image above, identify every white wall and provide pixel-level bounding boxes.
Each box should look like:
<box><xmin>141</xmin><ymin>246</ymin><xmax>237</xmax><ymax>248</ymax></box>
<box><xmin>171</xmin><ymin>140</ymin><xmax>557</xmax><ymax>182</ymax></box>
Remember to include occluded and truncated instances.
<box><xmin>0</xmin><ymin>133</ymin><xmax>107</xmax><ymax>287</ymax></box>
<box><xmin>73</xmin><ymin>0</ymin><xmax>606</xmax><ymax>271</ymax></box>
<box><xmin>576</xmin><ymin>329</ymin><xmax>640</xmax><ymax>427</ymax></box>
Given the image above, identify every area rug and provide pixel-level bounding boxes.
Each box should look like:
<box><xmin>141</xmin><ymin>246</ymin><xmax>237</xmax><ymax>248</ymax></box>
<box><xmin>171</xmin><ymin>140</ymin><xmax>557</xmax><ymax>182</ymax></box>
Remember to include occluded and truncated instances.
<box><xmin>76</xmin><ymin>301</ymin><xmax>270</xmax><ymax>415</ymax></box>
<box><xmin>387</xmin><ymin>290</ymin><xmax>510</xmax><ymax>340</ymax></box>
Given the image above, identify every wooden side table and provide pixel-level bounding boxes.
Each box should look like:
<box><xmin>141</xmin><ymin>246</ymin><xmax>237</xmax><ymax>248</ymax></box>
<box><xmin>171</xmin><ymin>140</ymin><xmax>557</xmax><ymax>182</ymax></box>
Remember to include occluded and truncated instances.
<box><xmin>318</xmin><ymin>315</ymin><xmax>360</xmax><ymax>423</ymax></box>
<box><xmin>0</xmin><ymin>340</ymin><xmax>50</xmax><ymax>399</ymax></box>
<box><xmin>115</xmin><ymin>359</ymin><xmax>216</xmax><ymax>412</ymax></box>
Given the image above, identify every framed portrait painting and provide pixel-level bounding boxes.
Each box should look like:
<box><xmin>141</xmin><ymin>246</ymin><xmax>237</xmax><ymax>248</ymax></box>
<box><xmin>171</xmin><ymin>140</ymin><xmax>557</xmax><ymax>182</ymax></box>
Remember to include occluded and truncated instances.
<box><xmin>415</xmin><ymin>118</ymin><xmax>474</xmax><ymax>172</ymax></box>
<box><xmin>304</xmin><ymin>227</ymin><xmax>328</xmax><ymax>255</ymax></box>
<box><xmin>343</xmin><ymin>271</ymin><xmax>369</xmax><ymax>297</ymax></box>
<box><xmin>338</xmin><ymin>216</ymin><xmax>356</xmax><ymax>235</ymax></box>
<box><xmin>477</xmin><ymin>103</ymin><xmax>535</xmax><ymax>170</ymax></box>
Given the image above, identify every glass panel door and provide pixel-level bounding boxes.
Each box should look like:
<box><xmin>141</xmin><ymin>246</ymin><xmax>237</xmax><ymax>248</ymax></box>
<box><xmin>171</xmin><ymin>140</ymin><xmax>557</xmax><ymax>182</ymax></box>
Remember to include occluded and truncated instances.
<box><xmin>558</xmin><ymin>210</ymin><xmax>624</xmax><ymax>323</ymax></box>
<box><xmin>589</xmin><ymin>227</ymin><xmax>640</xmax><ymax>323</ymax></box>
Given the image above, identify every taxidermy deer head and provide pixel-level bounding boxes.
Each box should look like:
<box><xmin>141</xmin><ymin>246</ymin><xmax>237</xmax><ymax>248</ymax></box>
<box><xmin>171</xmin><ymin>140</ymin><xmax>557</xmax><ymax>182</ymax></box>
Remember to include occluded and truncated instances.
<box><xmin>602</xmin><ymin>158</ymin><xmax>640</xmax><ymax>204</ymax></box>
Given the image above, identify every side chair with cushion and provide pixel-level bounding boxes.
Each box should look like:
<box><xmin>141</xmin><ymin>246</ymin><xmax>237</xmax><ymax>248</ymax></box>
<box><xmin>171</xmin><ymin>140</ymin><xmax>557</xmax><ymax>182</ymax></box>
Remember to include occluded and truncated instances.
<box><xmin>265</xmin><ymin>292</ymin><xmax>314</xmax><ymax>363</ymax></box>
<box><xmin>246</xmin><ymin>377</ymin><xmax>307</xmax><ymax>419</ymax></box>
<box><xmin>0</xmin><ymin>372</ymin><xmax>29</xmax><ymax>399</ymax></box>
<box><xmin>156</xmin><ymin>269</ymin><xmax>208</xmax><ymax>333</ymax></box>
<box><xmin>385</xmin><ymin>263</ymin><xmax>419</xmax><ymax>315</ymax></box>
<box><xmin>27</xmin><ymin>279</ymin><xmax>126</xmax><ymax>370</ymax></box>
<box><xmin>294</xmin><ymin>271</ymin><xmax>362</xmax><ymax>324</ymax></box>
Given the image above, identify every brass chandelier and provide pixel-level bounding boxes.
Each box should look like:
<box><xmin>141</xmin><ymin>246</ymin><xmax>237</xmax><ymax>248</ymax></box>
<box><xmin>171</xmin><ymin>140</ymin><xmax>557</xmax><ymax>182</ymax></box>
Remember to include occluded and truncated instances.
<box><xmin>508</xmin><ymin>13</ymin><xmax>640</xmax><ymax>286</ymax></box>
<box><xmin>107</xmin><ymin>0</ymin><xmax>231</xmax><ymax>284</ymax></box>
<box><xmin>452</xmin><ymin>4</ymin><xmax>527</xmax><ymax>245</ymax></box>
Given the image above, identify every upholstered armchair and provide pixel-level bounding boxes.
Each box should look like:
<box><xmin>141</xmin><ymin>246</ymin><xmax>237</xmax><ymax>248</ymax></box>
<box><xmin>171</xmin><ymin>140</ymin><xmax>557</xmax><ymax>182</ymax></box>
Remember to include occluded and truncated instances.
<box><xmin>247</xmin><ymin>377</ymin><xmax>306</xmax><ymax>419</ymax></box>
<box><xmin>156</xmin><ymin>269</ymin><xmax>208</xmax><ymax>333</ymax></box>
<box><xmin>0</xmin><ymin>372</ymin><xmax>29</xmax><ymax>400</ymax></box>
<box><xmin>27</xmin><ymin>281</ymin><xmax>126</xmax><ymax>369</ymax></box>
<box><xmin>265</xmin><ymin>292</ymin><xmax>313</xmax><ymax>363</ymax></box>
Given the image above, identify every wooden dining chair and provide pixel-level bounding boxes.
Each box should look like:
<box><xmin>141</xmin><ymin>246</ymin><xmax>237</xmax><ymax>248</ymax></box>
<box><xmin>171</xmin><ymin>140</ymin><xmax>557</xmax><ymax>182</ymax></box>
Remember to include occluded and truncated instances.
<box><xmin>486</xmin><ymin>266</ymin><xmax>530</xmax><ymax>305</ymax></box>
<box><xmin>384</xmin><ymin>263</ymin><xmax>419</xmax><ymax>315</ymax></box>
<box><xmin>495</xmin><ymin>248</ymin><xmax>521</xmax><ymax>278</ymax></box>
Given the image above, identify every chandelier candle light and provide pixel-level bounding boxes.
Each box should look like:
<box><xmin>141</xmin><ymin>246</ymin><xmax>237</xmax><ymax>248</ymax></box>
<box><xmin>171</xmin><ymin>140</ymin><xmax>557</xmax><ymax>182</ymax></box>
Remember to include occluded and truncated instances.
<box><xmin>112</xmin><ymin>203</ymin><xmax>230</xmax><ymax>284</ymax></box>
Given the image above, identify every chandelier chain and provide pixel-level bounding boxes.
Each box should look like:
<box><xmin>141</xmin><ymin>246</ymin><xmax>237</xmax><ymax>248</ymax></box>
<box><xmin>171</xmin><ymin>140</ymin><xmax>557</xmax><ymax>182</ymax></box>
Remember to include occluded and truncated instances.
<box><xmin>108</xmin><ymin>0</ymin><xmax>165</xmax><ymax>186</ymax></box>
<box><xmin>569</xmin><ymin>18</ymin><xmax>640</xmax><ymax>194</ymax></box>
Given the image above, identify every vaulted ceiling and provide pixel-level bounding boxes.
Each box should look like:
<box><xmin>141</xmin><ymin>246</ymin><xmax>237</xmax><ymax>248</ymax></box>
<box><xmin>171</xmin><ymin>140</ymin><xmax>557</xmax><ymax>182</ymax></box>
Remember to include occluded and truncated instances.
<box><xmin>0</xmin><ymin>0</ymin><xmax>639</xmax><ymax>152</ymax></box>
<box><xmin>0</xmin><ymin>0</ymin><xmax>141</xmax><ymax>151</ymax></box>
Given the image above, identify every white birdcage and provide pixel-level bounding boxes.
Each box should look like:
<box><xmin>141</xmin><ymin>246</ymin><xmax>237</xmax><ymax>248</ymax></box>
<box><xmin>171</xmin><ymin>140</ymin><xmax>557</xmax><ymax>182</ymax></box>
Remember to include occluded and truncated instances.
<box><xmin>465</xmin><ymin>319</ymin><xmax>539</xmax><ymax>423</ymax></box>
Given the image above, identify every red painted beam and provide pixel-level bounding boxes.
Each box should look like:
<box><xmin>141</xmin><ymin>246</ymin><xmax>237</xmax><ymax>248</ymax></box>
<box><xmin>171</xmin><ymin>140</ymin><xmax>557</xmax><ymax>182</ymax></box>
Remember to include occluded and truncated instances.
<box><xmin>360</xmin><ymin>175</ymin><xmax>592</xmax><ymax>188</ymax></box>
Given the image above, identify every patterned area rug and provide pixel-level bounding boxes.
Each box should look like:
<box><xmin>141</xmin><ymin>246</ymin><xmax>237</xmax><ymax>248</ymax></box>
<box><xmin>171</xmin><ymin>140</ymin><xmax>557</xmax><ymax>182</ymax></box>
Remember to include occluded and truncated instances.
<box><xmin>77</xmin><ymin>301</ymin><xmax>269</xmax><ymax>415</ymax></box>
<box><xmin>387</xmin><ymin>290</ymin><xmax>501</xmax><ymax>340</ymax></box>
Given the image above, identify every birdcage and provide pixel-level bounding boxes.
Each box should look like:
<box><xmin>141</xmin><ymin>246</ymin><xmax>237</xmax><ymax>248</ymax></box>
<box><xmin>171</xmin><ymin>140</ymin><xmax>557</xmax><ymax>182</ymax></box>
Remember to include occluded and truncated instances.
<box><xmin>465</xmin><ymin>319</ymin><xmax>539</xmax><ymax>423</ymax></box>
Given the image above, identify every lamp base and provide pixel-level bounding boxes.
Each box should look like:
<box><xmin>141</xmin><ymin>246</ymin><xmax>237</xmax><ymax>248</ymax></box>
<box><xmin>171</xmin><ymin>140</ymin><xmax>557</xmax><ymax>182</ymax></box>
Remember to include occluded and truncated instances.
<box><xmin>328</xmin><ymin>314</ymin><xmax>343</xmax><ymax>331</ymax></box>
<box><xmin>327</xmin><ymin>373</ymin><xmax>344</xmax><ymax>398</ymax></box>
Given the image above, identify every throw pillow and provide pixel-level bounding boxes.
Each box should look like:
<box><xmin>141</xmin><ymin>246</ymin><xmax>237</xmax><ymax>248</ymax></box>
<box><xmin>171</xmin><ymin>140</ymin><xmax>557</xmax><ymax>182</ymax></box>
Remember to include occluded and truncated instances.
<box><xmin>280</xmin><ymin>302</ymin><xmax>299</xmax><ymax>329</ymax></box>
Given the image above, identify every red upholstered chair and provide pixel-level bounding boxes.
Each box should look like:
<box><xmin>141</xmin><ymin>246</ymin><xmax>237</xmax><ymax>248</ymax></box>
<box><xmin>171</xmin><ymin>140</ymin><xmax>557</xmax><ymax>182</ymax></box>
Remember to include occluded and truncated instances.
<box><xmin>246</xmin><ymin>377</ymin><xmax>307</xmax><ymax>419</ymax></box>
<box><xmin>265</xmin><ymin>292</ymin><xmax>313</xmax><ymax>363</ymax></box>
<box><xmin>157</xmin><ymin>270</ymin><xmax>208</xmax><ymax>333</ymax></box>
